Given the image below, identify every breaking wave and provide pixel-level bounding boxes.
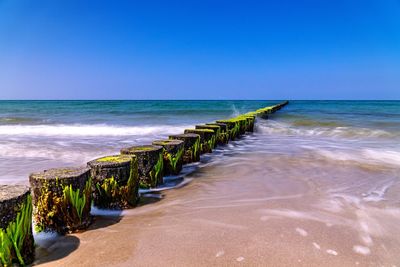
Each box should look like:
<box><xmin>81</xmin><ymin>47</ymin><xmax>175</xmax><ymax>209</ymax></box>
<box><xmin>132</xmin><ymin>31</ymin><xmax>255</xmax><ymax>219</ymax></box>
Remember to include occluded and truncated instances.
<box><xmin>0</xmin><ymin>124</ymin><xmax>191</xmax><ymax>137</ymax></box>
<box><xmin>257</xmin><ymin>120</ymin><xmax>399</xmax><ymax>139</ymax></box>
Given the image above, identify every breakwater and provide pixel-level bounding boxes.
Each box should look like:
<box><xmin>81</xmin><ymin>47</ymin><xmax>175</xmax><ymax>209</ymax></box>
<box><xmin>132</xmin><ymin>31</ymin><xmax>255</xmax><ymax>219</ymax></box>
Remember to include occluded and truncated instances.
<box><xmin>0</xmin><ymin>101</ymin><xmax>288</xmax><ymax>265</ymax></box>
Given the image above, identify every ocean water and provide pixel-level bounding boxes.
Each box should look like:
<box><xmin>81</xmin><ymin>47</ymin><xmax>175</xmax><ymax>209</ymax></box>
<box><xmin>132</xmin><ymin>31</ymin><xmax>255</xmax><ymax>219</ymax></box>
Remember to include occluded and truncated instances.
<box><xmin>0</xmin><ymin>100</ymin><xmax>399</xmax><ymax>185</ymax></box>
<box><xmin>0</xmin><ymin>100</ymin><xmax>277</xmax><ymax>184</ymax></box>
<box><xmin>4</xmin><ymin>100</ymin><xmax>400</xmax><ymax>265</ymax></box>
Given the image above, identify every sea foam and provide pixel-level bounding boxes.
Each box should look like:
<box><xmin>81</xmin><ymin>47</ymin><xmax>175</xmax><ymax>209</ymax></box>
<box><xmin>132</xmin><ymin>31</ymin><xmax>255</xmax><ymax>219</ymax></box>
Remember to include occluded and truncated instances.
<box><xmin>0</xmin><ymin>124</ymin><xmax>191</xmax><ymax>137</ymax></box>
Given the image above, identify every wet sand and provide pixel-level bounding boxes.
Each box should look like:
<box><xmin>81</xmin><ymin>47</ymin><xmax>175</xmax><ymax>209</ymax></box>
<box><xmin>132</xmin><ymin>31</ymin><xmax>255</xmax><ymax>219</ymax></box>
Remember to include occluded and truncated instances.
<box><xmin>35</xmin><ymin>150</ymin><xmax>400</xmax><ymax>266</ymax></box>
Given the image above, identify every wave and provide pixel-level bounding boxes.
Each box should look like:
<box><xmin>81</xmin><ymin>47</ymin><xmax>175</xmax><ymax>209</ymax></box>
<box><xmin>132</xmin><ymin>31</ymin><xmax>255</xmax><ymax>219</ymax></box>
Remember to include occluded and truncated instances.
<box><xmin>0</xmin><ymin>124</ymin><xmax>192</xmax><ymax>137</ymax></box>
<box><xmin>291</xmin><ymin>119</ymin><xmax>344</xmax><ymax>128</ymax></box>
<box><xmin>314</xmin><ymin>148</ymin><xmax>400</xmax><ymax>168</ymax></box>
<box><xmin>257</xmin><ymin>120</ymin><xmax>399</xmax><ymax>139</ymax></box>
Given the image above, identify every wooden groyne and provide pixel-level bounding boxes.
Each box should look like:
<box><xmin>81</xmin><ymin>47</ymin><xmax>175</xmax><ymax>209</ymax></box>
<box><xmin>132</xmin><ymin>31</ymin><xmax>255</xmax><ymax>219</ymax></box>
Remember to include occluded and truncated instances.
<box><xmin>0</xmin><ymin>185</ymin><xmax>34</xmax><ymax>266</ymax></box>
<box><xmin>0</xmin><ymin>101</ymin><xmax>288</xmax><ymax>265</ymax></box>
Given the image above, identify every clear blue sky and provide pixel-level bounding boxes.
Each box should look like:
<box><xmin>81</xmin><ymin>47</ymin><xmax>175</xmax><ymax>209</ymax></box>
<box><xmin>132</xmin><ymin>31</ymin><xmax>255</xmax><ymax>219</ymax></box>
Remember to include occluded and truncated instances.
<box><xmin>1</xmin><ymin>0</ymin><xmax>399</xmax><ymax>100</ymax></box>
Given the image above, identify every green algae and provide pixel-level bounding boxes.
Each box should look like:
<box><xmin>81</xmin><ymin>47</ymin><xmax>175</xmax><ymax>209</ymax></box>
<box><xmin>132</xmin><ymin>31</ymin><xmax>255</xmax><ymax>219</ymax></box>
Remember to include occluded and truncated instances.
<box><xmin>166</xmin><ymin>147</ymin><xmax>184</xmax><ymax>173</ymax></box>
<box><xmin>63</xmin><ymin>182</ymin><xmax>89</xmax><ymax>222</ymax></box>
<box><xmin>153</xmin><ymin>140</ymin><xmax>174</xmax><ymax>146</ymax></box>
<box><xmin>192</xmin><ymin>137</ymin><xmax>200</xmax><ymax>160</ymax></box>
<box><xmin>34</xmin><ymin>177</ymin><xmax>92</xmax><ymax>234</ymax></box>
<box><xmin>96</xmin><ymin>155</ymin><xmax>131</xmax><ymax>164</ymax></box>
<box><xmin>185</xmin><ymin>129</ymin><xmax>216</xmax><ymax>152</ymax></box>
<box><xmin>216</xmin><ymin>120</ymin><xmax>236</xmax><ymax>134</ymax></box>
<box><xmin>255</xmin><ymin>106</ymin><xmax>273</xmax><ymax>114</ymax></box>
<box><xmin>185</xmin><ymin>129</ymin><xmax>214</xmax><ymax>134</ymax></box>
<box><xmin>207</xmin><ymin>134</ymin><xmax>216</xmax><ymax>150</ymax></box>
<box><xmin>227</xmin><ymin>121</ymin><xmax>240</xmax><ymax>139</ymax></box>
<box><xmin>0</xmin><ymin>195</ymin><xmax>32</xmax><ymax>267</ymax></box>
<box><xmin>129</xmin><ymin>146</ymin><xmax>157</xmax><ymax>152</ymax></box>
<box><xmin>196</xmin><ymin>125</ymin><xmax>222</xmax><ymax>146</ymax></box>
<box><xmin>148</xmin><ymin>152</ymin><xmax>164</xmax><ymax>188</ymax></box>
<box><xmin>94</xmin><ymin>158</ymin><xmax>138</xmax><ymax>208</ymax></box>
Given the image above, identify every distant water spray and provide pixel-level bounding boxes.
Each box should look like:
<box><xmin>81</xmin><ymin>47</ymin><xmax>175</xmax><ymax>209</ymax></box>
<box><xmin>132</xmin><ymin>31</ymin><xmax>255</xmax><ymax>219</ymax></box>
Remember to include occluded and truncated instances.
<box><xmin>230</xmin><ymin>104</ymin><xmax>240</xmax><ymax>117</ymax></box>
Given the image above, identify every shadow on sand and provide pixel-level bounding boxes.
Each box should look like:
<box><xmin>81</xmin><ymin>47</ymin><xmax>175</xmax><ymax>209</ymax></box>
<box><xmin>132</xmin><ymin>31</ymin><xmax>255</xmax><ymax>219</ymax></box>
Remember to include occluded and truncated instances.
<box><xmin>33</xmin><ymin>235</ymin><xmax>80</xmax><ymax>266</ymax></box>
<box><xmin>32</xmin><ymin>195</ymin><xmax>165</xmax><ymax>266</ymax></box>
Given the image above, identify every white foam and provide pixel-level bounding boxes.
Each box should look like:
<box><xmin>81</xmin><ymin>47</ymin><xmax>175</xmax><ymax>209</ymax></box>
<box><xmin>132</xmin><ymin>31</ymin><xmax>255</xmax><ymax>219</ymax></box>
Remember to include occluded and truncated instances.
<box><xmin>216</xmin><ymin>251</ymin><xmax>225</xmax><ymax>257</ymax></box>
<box><xmin>312</xmin><ymin>242</ymin><xmax>321</xmax><ymax>250</ymax></box>
<box><xmin>33</xmin><ymin>229</ymin><xmax>62</xmax><ymax>248</ymax></box>
<box><xmin>236</xmin><ymin>256</ymin><xmax>245</xmax><ymax>262</ymax></box>
<box><xmin>360</xmin><ymin>233</ymin><xmax>373</xmax><ymax>246</ymax></box>
<box><xmin>362</xmin><ymin>149</ymin><xmax>400</xmax><ymax>166</ymax></box>
<box><xmin>362</xmin><ymin>182</ymin><xmax>392</xmax><ymax>202</ymax></box>
<box><xmin>257</xmin><ymin>120</ymin><xmax>397</xmax><ymax>139</ymax></box>
<box><xmin>90</xmin><ymin>206</ymin><xmax>123</xmax><ymax>217</ymax></box>
<box><xmin>353</xmin><ymin>245</ymin><xmax>371</xmax><ymax>255</ymax></box>
<box><xmin>0</xmin><ymin>124</ymin><xmax>190</xmax><ymax>137</ymax></box>
<box><xmin>295</xmin><ymin>227</ymin><xmax>308</xmax><ymax>237</ymax></box>
<box><xmin>326</xmin><ymin>249</ymin><xmax>338</xmax><ymax>256</ymax></box>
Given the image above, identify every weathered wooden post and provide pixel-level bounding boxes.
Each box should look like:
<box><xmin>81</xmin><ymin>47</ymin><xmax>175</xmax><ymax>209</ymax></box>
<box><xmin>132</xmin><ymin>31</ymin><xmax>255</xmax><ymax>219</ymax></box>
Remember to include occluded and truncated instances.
<box><xmin>233</xmin><ymin>117</ymin><xmax>247</xmax><ymax>135</ymax></box>
<box><xmin>87</xmin><ymin>155</ymin><xmax>139</xmax><ymax>209</ymax></box>
<box><xmin>206</xmin><ymin>123</ymin><xmax>229</xmax><ymax>144</ymax></box>
<box><xmin>152</xmin><ymin>140</ymin><xmax>184</xmax><ymax>175</ymax></box>
<box><xmin>216</xmin><ymin>120</ymin><xmax>239</xmax><ymax>140</ymax></box>
<box><xmin>29</xmin><ymin>167</ymin><xmax>92</xmax><ymax>234</ymax></box>
<box><xmin>120</xmin><ymin>145</ymin><xmax>164</xmax><ymax>189</ymax></box>
<box><xmin>238</xmin><ymin>115</ymin><xmax>255</xmax><ymax>132</ymax></box>
<box><xmin>255</xmin><ymin>107</ymin><xmax>272</xmax><ymax>118</ymax></box>
<box><xmin>184</xmin><ymin>129</ymin><xmax>215</xmax><ymax>154</ymax></box>
<box><xmin>169</xmin><ymin>133</ymin><xmax>201</xmax><ymax>164</ymax></box>
<box><xmin>195</xmin><ymin>124</ymin><xmax>223</xmax><ymax>145</ymax></box>
<box><xmin>0</xmin><ymin>185</ymin><xmax>34</xmax><ymax>266</ymax></box>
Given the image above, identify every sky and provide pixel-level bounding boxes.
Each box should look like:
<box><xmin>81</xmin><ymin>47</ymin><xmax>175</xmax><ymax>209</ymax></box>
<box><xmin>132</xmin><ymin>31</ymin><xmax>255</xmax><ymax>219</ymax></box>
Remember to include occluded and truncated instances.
<box><xmin>0</xmin><ymin>0</ymin><xmax>399</xmax><ymax>100</ymax></box>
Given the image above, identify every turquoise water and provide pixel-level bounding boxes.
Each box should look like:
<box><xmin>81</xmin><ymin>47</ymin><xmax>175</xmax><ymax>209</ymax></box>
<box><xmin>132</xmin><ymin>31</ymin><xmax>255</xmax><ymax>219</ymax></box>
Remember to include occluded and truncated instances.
<box><xmin>0</xmin><ymin>100</ymin><xmax>278</xmax><ymax>125</ymax></box>
<box><xmin>0</xmin><ymin>100</ymin><xmax>399</xmax><ymax>184</ymax></box>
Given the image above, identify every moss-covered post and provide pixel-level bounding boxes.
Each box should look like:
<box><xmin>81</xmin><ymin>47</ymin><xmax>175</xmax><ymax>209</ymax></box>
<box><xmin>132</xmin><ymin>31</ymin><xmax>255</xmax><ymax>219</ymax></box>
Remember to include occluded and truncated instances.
<box><xmin>216</xmin><ymin>120</ymin><xmax>239</xmax><ymax>140</ymax></box>
<box><xmin>0</xmin><ymin>185</ymin><xmax>34</xmax><ymax>266</ymax></box>
<box><xmin>152</xmin><ymin>140</ymin><xmax>184</xmax><ymax>175</ymax></box>
<box><xmin>120</xmin><ymin>145</ymin><xmax>164</xmax><ymax>189</ymax></box>
<box><xmin>238</xmin><ymin>115</ymin><xmax>255</xmax><ymax>132</ymax></box>
<box><xmin>195</xmin><ymin>125</ymin><xmax>223</xmax><ymax>145</ymax></box>
<box><xmin>255</xmin><ymin>107</ymin><xmax>272</xmax><ymax>119</ymax></box>
<box><xmin>206</xmin><ymin>123</ymin><xmax>229</xmax><ymax>144</ymax></box>
<box><xmin>169</xmin><ymin>134</ymin><xmax>201</xmax><ymax>164</ymax></box>
<box><xmin>184</xmin><ymin>129</ymin><xmax>215</xmax><ymax>154</ymax></box>
<box><xmin>87</xmin><ymin>155</ymin><xmax>139</xmax><ymax>209</ymax></box>
<box><xmin>29</xmin><ymin>167</ymin><xmax>92</xmax><ymax>234</ymax></box>
<box><xmin>233</xmin><ymin>117</ymin><xmax>247</xmax><ymax>135</ymax></box>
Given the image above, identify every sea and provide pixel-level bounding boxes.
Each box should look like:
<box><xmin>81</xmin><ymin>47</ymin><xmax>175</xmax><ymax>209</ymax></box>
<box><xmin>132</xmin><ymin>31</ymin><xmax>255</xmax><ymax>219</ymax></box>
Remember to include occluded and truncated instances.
<box><xmin>0</xmin><ymin>100</ymin><xmax>398</xmax><ymax>185</ymax></box>
<box><xmin>2</xmin><ymin>100</ymin><xmax>400</xmax><ymax>265</ymax></box>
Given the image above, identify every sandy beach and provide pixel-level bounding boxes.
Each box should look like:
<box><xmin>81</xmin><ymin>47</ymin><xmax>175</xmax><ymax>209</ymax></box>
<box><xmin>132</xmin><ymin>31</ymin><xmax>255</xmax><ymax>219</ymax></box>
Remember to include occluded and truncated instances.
<box><xmin>34</xmin><ymin>144</ymin><xmax>400</xmax><ymax>266</ymax></box>
<box><xmin>1</xmin><ymin>101</ymin><xmax>399</xmax><ymax>266</ymax></box>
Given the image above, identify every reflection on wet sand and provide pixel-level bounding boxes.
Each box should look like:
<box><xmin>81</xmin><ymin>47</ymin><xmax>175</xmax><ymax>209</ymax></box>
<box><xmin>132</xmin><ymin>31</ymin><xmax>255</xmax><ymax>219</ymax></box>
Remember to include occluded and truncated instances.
<box><xmin>36</xmin><ymin>134</ymin><xmax>400</xmax><ymax>266</ymax></box>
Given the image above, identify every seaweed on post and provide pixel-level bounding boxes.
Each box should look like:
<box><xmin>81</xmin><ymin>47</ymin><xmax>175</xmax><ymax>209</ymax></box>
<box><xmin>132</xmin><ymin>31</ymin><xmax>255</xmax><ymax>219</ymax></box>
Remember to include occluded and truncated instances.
<box><xmin>230</xmin><ymin>121</ymin><xmax>240</xmax><ymax>139</ymax></box>
<box><xmin>149</xmin><ymin>153</ymin><xmax>164</xmax><ymax>187</ymax></box>
<box><xmin>94</xmin><ymin>158</ymin><xmax>138</xmax><ymax>208</ymax></box>
<box><xmin>193</xmin><ymin>138</ymin><xmax>200</xmax><ymax>160</ymax></box>
<box><xmin>166</xmin><ymin>147</ymin><xmax>184</xmax><ymax>173</ymax></box>
<box><xmin>34</xmin><ymin>177</ymin><xmax>92</xmax><ymax>234</ymax></box>
<box><xmin>207</xmin><ymin>134</ymin><xmax>216</xmax><ymax>150</ymax></box>
<box><xmin>0</xmin><ymin>195</ymin><xmax>33</xmax><ymax>267</ymax></box>
<box><xmin>62</xmin><ymin>178</ymin><xmax>91</xmax><ymax>224</ymax></box>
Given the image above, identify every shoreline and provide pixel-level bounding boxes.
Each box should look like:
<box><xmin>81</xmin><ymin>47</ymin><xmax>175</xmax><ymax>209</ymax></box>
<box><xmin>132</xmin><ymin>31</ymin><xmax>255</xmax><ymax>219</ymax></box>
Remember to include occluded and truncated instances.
<box><xmin>0</xmin><ymin>102</ymin><xmax>287</xmax><ymax>266</ymax></box>
<box><xmin>34</xmin><ymin>151</ymin><xmax>400</xmax><ymax>266</ymax></box>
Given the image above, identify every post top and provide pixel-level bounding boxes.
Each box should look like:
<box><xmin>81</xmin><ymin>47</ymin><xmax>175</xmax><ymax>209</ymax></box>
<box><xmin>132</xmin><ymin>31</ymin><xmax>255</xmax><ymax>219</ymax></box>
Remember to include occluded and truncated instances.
<box><xmin>121</xmin><ymin>145</ymin><xmax>163</xmax><ymax>155</ymax></box>
<box><xmin>0</xmin><ymin>185</ymin><xmax>30</xmax><ymax>202</ymax></box>
<box><xmin>29</xmin><ymin>167</ymin><xmax>90</xmax><ymax>181</ymax></box>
